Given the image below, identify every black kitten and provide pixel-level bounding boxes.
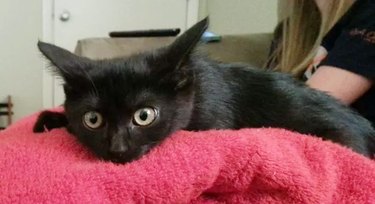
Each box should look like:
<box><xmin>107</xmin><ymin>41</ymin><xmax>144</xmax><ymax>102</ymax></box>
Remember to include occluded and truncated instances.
<box><xmin>34</xmin><ymin>18</ymin><xmax>375</xmax><ymax>163</ymax></box>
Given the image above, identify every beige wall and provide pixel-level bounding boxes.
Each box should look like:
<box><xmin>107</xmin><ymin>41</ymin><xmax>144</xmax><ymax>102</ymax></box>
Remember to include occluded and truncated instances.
<box><xmin>199</xmin><ymin>0</ymin><xmax>278</xmax><ymax>35</ymax></box>
<box><xmin>0</xmin><ymin>0</ymin><xmax>43</xmax><ymax>126</ymax></box>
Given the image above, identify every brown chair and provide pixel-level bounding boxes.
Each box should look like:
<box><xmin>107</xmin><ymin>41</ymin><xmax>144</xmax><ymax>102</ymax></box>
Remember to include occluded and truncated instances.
<box><xmin>74</xmin><ymin>33</ymin><xmax>273</xmax><ymax>68</ymax></box>
<box><xmin>0</xmin><ymin>95</ymin><xmax>13</xmax><ymax>130</ymax></box>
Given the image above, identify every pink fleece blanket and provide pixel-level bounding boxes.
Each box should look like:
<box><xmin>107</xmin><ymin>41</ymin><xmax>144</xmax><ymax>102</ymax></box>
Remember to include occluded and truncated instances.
<box><xmin>0</xmin><ymin>112</ymin><xmax>374</xmax><ymax>203</ymax></box>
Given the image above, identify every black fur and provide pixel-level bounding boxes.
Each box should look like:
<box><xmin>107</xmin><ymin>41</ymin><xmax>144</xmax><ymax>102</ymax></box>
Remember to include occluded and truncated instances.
<box><xmin>33</xmin><ymin>111</ymin><xmax>68</xmax><ymax>132</ymax></box>
<box><xmin>34</xmin><ymin>18</ymin><xmax>375</xmax><ymax>163</ymax></box>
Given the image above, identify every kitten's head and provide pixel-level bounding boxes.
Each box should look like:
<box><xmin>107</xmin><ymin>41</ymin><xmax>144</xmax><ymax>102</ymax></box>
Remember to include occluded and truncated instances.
<box><xmin>38</xmin><ymin>18</ymin><xmax>208</xmax><ymax>163</ymax></box>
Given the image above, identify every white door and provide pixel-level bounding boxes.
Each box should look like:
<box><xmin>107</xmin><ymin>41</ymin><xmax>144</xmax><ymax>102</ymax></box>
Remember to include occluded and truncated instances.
<box><xmin>43</xmin><ymin>0</ymin><xmax>199</xmax><ymax>107</ymax></box>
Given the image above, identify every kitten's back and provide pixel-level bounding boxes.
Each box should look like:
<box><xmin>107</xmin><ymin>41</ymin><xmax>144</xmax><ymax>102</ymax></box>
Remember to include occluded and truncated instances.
<box><xmin>188</xmin><ymin>57</ymin><xmax>375</xmax><ymax>157</ymax></box>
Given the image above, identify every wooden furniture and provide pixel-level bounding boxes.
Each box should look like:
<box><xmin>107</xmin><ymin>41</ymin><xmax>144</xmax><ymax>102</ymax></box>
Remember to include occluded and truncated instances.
<box><xmin>0</xmin><ymin>96</ymin><xmax>13</xmax><ymax>130</ymax></box>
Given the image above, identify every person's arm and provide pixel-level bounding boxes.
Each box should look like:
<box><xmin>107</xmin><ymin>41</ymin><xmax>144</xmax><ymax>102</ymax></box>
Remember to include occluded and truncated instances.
<box><xmin>306</xmin><ymin>65</ymin><xmax>373</xmax><ymax>105</ymax></box>
<box><xmin>305</xmin><ymin>0</ymin><xmax>375</xmax><ymax>105</ymax></box>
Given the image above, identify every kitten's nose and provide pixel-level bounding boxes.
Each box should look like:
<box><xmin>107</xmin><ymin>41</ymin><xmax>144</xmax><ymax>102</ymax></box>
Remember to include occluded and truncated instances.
<box><xmin>109</xmin><ymin>134</ymin><xmax>128</xmax><ymax>155</ymax></box>
<box><xmin>109</xmin><ymin>142</ymin><xmax>128</xmax><ymax>155</ymax></box>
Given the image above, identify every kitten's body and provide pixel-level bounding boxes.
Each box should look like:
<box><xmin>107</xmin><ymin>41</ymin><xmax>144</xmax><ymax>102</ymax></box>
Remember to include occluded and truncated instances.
<box><xmin>34</xmin><ymin>18</ymin><xmax>375</xmax><ymax>163</ymax></box>
<box><xmin>183</xmin><ymin>56</ymin><xmax>374</xmax><ymax>156</ymax></box>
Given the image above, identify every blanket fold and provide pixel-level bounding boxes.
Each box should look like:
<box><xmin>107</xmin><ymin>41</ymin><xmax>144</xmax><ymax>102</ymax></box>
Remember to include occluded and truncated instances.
<box><xmin>0</xmin><ymin>112</ymin><xmax>374</xmax><ymax>203</ymax></box>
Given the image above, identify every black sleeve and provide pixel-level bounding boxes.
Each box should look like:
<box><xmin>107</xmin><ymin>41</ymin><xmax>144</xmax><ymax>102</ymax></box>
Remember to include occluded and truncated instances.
<box><xmin>320</xmin><ymin>0</ymin><xmax>375</xmax><ymax>80</ymax></box>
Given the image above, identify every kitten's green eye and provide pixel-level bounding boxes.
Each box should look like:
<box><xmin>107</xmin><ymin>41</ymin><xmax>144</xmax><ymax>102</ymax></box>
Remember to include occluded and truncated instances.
<box><xmin>133</xmin><ymin>107</ymin><xmax>158</xmax><ymax>126</ymax></box>
<box><xmin>83</xmin><ymin>111</ymin><xmax>103</xmax><ymax>130</ymax></box>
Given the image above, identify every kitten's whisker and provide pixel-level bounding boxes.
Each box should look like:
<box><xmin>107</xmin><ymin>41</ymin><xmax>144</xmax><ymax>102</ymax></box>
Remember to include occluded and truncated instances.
<box><xmin>81</xmin><ymin>67</ymin><xmax>99</xmax><ymax>97</ymax></box>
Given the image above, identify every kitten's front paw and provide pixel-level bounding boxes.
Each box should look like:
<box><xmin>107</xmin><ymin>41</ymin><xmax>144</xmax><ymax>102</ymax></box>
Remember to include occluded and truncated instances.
<box><xmin>33</xmin><ymin>111</ymin><xmax>68</xmax><ymax>133</ymax></box>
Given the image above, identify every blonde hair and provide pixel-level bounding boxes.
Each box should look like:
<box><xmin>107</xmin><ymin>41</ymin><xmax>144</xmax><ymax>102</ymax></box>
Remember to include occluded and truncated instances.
<box><xmin>268</xmin><ymin>0</ymin><xmax>354</xmax><ymax>78</ymax></box>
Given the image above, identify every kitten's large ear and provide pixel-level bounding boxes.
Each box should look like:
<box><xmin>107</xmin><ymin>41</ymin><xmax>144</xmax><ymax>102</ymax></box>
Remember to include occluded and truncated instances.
<box><xmin>38</xmin><ymin>41</ymin><xmax>90</xmax><ymax>83</ymax></box>
<box><xmin>156</xmin><ymin>17</ymin><xmax>208</xmax><ymax>89</ymax></box>
<box><xmin>166</xmin><ymin>17</ymin><xmax>208</xmax><ymax>67</ymax></box>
